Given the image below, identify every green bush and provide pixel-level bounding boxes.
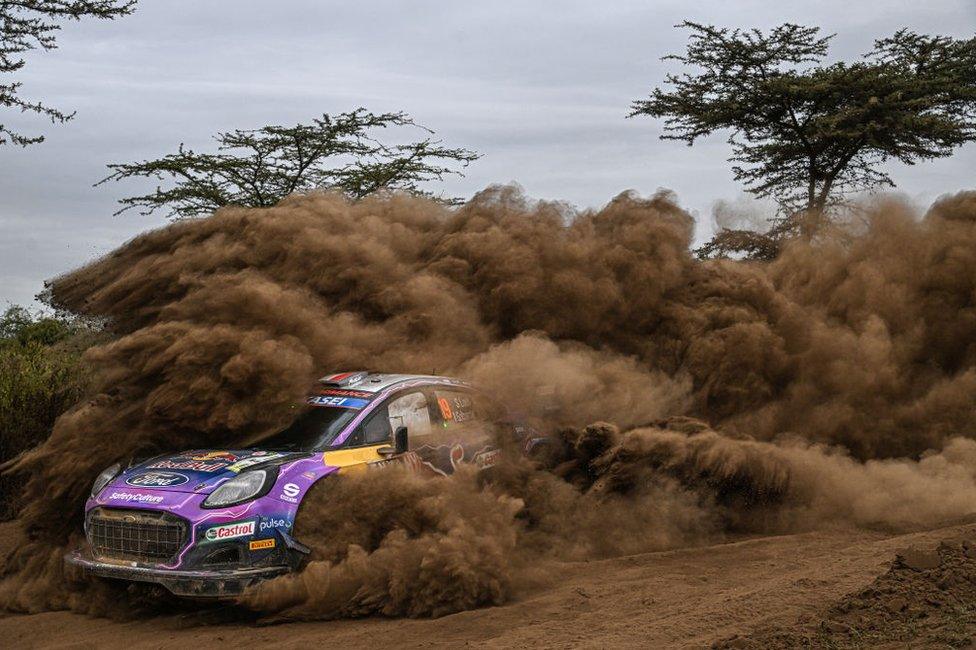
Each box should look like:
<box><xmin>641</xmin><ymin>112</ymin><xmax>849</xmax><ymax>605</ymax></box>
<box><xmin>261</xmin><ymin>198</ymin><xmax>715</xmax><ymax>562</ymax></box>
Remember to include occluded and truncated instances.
<box><xmin>0</xmin><ymin>306</ymin><xmax>96</xmax><ymax>519</ymax></box>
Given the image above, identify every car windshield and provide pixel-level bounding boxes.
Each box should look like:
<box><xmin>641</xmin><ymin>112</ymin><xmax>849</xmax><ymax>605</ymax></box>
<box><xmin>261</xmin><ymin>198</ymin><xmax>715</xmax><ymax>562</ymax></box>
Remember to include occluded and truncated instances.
<box><xmin>257</xmin><ymin>407</ymin><xmax>359</xmax><ymax>451</ymax></box>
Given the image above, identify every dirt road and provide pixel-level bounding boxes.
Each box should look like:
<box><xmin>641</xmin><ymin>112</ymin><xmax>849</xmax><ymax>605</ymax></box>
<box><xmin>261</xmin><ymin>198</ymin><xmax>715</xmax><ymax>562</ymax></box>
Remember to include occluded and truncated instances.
<box><xmin>3</xmin><ymin>520</ymin><xmax>975</xmax><ymax>649</ymax></box>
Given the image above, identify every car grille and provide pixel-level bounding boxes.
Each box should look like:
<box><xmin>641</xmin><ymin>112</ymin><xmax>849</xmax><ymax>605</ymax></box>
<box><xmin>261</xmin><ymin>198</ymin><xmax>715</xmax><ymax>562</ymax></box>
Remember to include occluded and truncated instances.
<box><xmin>87</xmin><ymin>507</ymin><xmax>188</xmax><ymax>564</ymax></box>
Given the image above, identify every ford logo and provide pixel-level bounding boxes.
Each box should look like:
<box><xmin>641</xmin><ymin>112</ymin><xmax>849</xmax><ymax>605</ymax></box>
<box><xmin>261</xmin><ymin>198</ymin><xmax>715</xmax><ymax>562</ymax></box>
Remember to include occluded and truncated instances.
<box><xmin>125</xmin><ymin>471</ymin><xmax>189</xmax><ymax>488</ymax></box>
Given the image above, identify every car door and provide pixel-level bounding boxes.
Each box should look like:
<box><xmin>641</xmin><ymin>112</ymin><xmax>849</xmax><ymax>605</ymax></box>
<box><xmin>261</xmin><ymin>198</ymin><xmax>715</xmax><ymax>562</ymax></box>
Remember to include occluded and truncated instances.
<box><xmin>417</xmin><ymin>386</ymin><xmax>499</xmax><ymax>471</ymax></box>
<box><xmin>385</xmin><ymin>390</ymin><xmax>435</xmax><ymax>443</ymax></box>
<box><xmin>322</xmin><ymin>388</ymin><xmax>434</xmax><ymax>471</ymax></box>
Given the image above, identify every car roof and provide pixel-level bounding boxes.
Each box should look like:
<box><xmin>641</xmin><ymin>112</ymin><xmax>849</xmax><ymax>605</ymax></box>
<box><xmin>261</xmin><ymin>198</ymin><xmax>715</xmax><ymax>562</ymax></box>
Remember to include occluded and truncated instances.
<box><xmin>317</xmin><ymin>371</ymin><xmax>470</xmax><ymax>394</ymax></box>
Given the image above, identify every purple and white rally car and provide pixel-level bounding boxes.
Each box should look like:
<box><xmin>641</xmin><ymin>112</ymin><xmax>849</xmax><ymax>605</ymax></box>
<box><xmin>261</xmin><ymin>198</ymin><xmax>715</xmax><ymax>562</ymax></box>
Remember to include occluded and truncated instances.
<box><xmin>67</xmin><ymin>372</ymin><xmax>539</xmax><ymax>597</ymax></box>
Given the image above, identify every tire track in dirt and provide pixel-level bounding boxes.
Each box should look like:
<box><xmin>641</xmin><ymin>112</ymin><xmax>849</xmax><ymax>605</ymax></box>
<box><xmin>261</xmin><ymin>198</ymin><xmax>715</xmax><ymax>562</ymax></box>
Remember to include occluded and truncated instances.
<box><xmin>3</xmin><ymin>519</ymin><xmax>975</xmax><ymax>649</ymax></box>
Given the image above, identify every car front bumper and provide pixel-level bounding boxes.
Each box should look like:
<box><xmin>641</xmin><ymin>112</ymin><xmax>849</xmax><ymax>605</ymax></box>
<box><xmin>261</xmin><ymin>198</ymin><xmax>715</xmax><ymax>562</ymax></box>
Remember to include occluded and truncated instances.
<box><xmin>65</xmin><ymin>549</ymin><xmax>290</xmax><ymax>598</ymax></box>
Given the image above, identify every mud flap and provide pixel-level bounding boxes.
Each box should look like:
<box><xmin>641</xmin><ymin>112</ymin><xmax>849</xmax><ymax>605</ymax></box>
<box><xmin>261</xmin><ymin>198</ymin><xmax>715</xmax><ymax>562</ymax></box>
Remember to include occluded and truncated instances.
<box><xmin>280</xmin><ymin>531</ymin><xmax>311</xmax><ymax>570</ymax></box>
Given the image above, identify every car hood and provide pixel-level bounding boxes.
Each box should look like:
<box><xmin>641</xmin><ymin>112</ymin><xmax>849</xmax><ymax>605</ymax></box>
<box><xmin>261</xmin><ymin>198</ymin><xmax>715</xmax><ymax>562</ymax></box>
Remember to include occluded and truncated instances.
<box><xmin>109</xmin><ymin>449</ymin><xmax>306</xmax><ymax>494</ymax></box>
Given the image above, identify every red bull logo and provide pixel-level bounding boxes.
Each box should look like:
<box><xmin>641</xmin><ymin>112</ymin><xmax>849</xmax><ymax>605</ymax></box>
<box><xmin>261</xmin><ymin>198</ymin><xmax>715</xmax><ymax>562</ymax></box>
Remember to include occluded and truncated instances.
<box><xmin>189</xmin><ymin>451</ymin><xmax>239</xmax><ymax>462</ymax></box>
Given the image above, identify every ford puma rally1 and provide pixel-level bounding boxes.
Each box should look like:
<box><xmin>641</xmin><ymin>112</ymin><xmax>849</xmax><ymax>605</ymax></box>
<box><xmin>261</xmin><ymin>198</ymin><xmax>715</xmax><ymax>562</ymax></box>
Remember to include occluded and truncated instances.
<box><xmin>67</xmin><ymin>372</ymin><xmax>534</xmax><ymax>597</ymax></box>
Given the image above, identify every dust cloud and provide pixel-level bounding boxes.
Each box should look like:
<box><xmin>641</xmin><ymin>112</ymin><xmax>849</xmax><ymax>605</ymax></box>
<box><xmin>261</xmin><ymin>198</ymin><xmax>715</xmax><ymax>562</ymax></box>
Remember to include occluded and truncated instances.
<box><xmin>241</xmin><ymin>466</ymin><xmax>523</xmax><ymax>620</ymax></box>
<box><xmin>4</xmin><ymin>186</ymin><xmax>976</xmax><ymax>619</ymax></box>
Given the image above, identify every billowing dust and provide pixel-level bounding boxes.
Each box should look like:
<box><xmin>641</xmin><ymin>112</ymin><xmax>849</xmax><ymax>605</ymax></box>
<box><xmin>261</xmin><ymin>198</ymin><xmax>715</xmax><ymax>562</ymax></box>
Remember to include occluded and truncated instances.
<box><xmin>4</xmin><ymin>186</ymin><xmax>976</xmax><ymax>620</ymax></box>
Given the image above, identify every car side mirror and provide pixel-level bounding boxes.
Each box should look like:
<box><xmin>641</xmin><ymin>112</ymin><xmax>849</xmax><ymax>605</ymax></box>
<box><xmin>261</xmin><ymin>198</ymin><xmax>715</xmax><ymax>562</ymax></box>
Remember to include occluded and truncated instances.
<box><xmin>394</xmin><ymin>426</ymin><xmax>408</xmax><ymax>454</ymax></box>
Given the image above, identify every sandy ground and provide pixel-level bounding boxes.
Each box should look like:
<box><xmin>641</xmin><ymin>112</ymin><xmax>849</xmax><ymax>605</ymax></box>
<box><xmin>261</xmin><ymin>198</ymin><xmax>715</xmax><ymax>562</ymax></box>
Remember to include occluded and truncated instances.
<box><xmin>2</xmin><ymin>521</ymin><xmax>975</xmax><ymax>649</ymax></box>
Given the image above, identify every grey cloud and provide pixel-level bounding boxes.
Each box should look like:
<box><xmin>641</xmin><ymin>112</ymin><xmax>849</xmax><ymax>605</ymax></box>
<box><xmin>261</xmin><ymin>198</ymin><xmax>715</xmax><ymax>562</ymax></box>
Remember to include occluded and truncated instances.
<box><xmin>1</xmin><ymin>0</ymin><xmax>974</xmax><ymax>306</ymax></box>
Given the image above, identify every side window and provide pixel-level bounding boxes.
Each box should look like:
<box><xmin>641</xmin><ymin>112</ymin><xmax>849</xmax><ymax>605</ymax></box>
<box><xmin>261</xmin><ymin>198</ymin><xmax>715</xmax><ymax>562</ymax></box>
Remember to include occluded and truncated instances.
<box><xmin>359</xmin><ymin>390</ymin><xmax>434</xmax><ymax>446</ymax></box>
<box><xmin>387</xmin><ymin>391</ymin><xmax>434</xmax><ymax>445</ymax></box>
<box><xmin>362</xmin><ymin>405</ymin><xmax>391</xmax><ymax>445</ymax></box>
<box><xmin>343</xmin><ymin>426</ymin><xmax>365</xmax><ymax>447</ymax></box>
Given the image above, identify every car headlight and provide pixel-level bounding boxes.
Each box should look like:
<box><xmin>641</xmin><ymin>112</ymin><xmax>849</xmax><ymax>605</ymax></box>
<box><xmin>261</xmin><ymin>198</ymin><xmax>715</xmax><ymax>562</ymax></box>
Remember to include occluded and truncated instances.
<box><xmin>202</xmin><ymin>469</ymin><xmax>275</xmax><ymax>508</ymax></box>
<box><xmin>91</xmin><ymin>462</ymin><xmax>121</xmax><ymax>498</ymax></box>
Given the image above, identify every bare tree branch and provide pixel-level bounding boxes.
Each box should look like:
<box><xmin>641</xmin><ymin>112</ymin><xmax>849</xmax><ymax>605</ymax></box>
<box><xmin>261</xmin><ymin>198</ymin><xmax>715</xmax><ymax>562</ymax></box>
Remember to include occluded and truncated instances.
<box><xmin>0</xmin><ymin>1</ymin><xmax>136</xmax><ymax>146</ymax></box>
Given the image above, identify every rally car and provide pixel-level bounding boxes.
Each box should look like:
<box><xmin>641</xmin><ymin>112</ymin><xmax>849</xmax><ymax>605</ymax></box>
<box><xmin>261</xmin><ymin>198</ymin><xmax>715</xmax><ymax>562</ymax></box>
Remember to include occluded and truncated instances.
<box><xmin>66</xmin><ymin>372</ymin><xmax>538</xmax><ymax>597</ymax></box>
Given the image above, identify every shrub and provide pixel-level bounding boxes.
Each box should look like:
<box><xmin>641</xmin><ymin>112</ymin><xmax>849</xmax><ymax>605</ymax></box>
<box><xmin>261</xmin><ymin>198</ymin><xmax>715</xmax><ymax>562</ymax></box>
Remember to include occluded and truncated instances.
<box><xmin>0</xmin><ymin>306</ymin><xmax>97</xmax><ymax>519</ymax></box>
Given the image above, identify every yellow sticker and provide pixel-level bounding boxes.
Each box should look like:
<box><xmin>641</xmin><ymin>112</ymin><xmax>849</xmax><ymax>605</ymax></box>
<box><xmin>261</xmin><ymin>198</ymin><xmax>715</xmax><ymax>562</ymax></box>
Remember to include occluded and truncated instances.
<box><xmin>249</xmin><ymin>538</ymin><xmax>275</xmax><ymax>551</ymax></box>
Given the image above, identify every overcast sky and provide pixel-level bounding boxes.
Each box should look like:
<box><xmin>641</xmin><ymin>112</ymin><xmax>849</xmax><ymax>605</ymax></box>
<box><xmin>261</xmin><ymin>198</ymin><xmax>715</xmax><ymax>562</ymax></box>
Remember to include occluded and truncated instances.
<box><xmin>2</xmin><ymin>0</ymin><xmax>975</xmax><ymax>308</ymax></box>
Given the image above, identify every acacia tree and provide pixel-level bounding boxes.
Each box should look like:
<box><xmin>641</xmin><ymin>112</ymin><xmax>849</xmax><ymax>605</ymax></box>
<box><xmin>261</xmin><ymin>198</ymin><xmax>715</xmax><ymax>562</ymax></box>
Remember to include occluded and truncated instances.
<box><xmin>631</xmin><ymin>23</ymin><xmax>976</xmax><ymax>259</ymax></box>
<box><xmin>1</xmin><ymin>0</ymin><xmax>135</xmax><ymax>146</ymax></box>
<box><xmin>98</xmin><ymin>109</ymin><xmax>480</xmax><ymax>217</ymax></box>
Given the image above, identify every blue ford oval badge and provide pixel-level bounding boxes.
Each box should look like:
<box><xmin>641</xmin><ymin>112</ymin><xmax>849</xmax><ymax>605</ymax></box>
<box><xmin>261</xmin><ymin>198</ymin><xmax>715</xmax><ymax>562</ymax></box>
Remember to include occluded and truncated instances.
<box><xmin>125</xmin><ymin>471</ymin><xmax>189</xmax><ymax>487</ymax></box>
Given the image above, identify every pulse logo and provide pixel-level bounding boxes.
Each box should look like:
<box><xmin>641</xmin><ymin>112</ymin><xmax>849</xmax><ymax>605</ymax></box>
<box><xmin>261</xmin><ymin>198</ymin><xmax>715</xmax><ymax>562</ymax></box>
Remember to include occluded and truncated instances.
<box><xmin>259</xmin><ymin>517</ymin><xmax>290</xmax><ymax>532</ymax></box>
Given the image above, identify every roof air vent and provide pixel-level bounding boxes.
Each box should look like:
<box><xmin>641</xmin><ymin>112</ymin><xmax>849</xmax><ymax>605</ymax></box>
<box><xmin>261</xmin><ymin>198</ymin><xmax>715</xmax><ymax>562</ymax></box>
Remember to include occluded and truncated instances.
<box><xmin>318</xmin><ymin>371</ymin><xmax>369</xmax><ymax>387</ymax></box>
